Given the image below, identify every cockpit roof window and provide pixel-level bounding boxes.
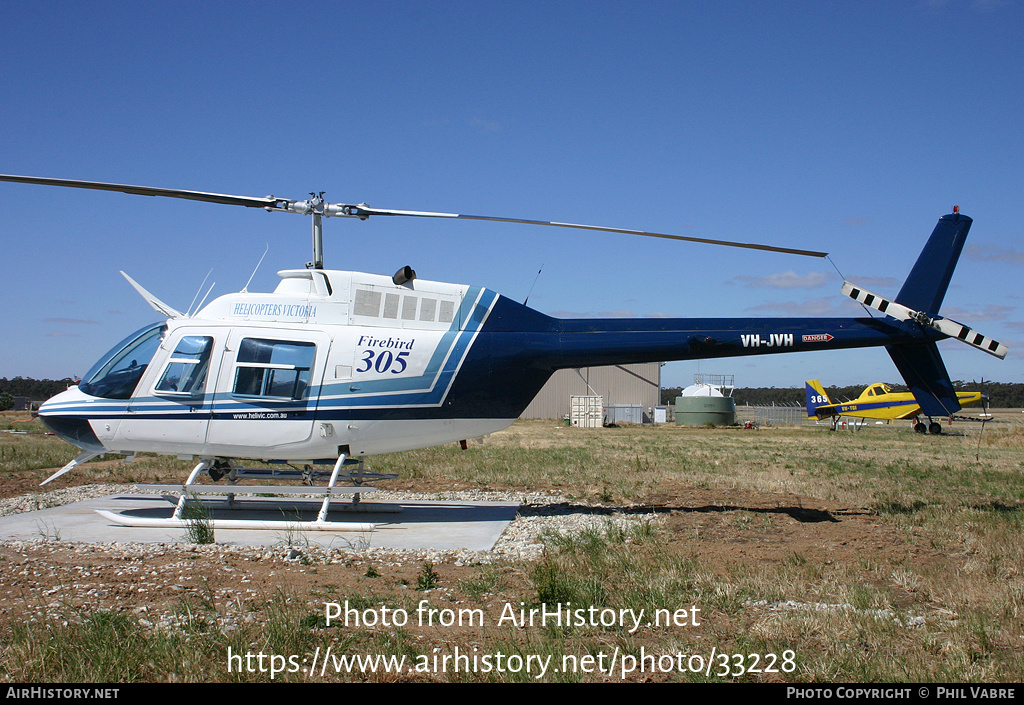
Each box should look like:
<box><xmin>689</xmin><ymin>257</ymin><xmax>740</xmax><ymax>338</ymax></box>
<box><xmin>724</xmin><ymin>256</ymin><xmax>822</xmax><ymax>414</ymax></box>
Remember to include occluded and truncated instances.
<box><xmin>79</xmin><ymin>322</ymin><xmax>165</xmax><ymax>400</ymax></box>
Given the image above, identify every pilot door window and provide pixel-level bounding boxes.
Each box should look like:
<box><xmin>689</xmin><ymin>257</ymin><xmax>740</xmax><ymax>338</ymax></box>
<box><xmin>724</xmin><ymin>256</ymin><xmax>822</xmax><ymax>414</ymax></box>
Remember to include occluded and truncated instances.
<box><xmin>155</xmin><ymin>336</ymin><xmax>213</xmax><ymax>396</ymax></box>
<box><xmin>232</xmin><ymin>338</ymin><xmax>315</xmax><ymax>401</ymax></box>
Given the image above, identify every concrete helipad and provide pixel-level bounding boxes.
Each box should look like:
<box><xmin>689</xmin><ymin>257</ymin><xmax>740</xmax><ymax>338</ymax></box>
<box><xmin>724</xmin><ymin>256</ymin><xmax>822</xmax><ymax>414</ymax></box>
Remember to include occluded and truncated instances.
<box><xmin>0</xmin><ymin>492</ymin><xmax>520</xmax><ymax>551</ymax></box>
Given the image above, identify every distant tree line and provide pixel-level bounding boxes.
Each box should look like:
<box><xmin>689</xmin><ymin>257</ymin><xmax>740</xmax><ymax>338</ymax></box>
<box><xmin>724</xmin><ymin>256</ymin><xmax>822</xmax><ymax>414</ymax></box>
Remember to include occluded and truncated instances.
<box><xmin>661</xmin><ymin>381</ymin><xmax>1024</xmax><ymax>408</ymax></box>
<box><xmin>0</xmin><ymin>377</ymin><xmax>78</xmax><ymax>407</ymax></box>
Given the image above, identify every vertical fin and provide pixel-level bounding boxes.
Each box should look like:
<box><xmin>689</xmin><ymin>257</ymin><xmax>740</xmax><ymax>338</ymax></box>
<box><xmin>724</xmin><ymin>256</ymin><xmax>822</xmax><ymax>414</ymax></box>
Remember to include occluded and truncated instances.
<box><xmin>894</xmin><ymin>212</ymin><xmax>972</xmax><ymax>314</ymax></box>
<box><xmin>886</xmin><ymin>343</ymin><xmax>960</xmax><ymax>417</ymax></box>
<box><xmin>804</xmin><ymin>380</ymin><xmax>831</xmax><ymax>418</ymax></box>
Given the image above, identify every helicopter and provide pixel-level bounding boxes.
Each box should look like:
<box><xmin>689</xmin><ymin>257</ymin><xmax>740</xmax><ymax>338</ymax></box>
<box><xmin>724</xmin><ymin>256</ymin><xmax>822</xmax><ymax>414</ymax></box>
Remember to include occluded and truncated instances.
<box><xmin>0</xmin><ymin>175</ymin><xmax>1009</xmax><ymax>530</ymax></box>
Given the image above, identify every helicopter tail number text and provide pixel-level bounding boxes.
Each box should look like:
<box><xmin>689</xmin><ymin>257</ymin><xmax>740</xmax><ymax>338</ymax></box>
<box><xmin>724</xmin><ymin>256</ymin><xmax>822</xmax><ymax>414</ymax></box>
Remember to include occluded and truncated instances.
<box><xmin>740</xmin><ymin>333</ymin><xmax>794</xmax><ymax>348</ymax></box>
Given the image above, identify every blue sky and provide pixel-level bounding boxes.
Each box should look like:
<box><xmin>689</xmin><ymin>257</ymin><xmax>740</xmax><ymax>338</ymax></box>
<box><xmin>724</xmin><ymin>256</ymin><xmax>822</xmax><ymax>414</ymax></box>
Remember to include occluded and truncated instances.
<box><xmin>1</xmin><ymin>1</ymin><xmax>1021</xmax><ymax>390</ymax></box>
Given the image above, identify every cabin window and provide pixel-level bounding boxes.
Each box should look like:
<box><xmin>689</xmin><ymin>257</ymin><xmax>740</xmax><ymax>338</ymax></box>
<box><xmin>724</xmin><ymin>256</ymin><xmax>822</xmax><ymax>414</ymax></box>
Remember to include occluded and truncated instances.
<box><xmin>419</xmin><ymin>298</ymin><xmax>437</xmax><ymax>322</ymax></box>
<box><xmin>79</xmin><ymin>322</ymin><xmax>165</xmax><ymax>400</ymax></box>
<box><xmin>354</xmin><ymin>289</ymin><xmax>382</xmax><ymax>317</ymax></box>
<box><xmin>232</xmin><ymin>338</ymin><xmax>315</xmax><ymax>400</ymax></box>
<box><xmin>383</xmin><ymin>293</ymin><xmax>400</xmax><ymax>319</ymax></box>
<box><xmin>401</xmin><ymin>295</ymin><xmax>418</xmax><ymax>320</ymax></box>
<box><xmin>439</xmin><ymin>300</ymin><xmax>455</xmax><ymax>323</ymax></box>
<box><xmin>155</xmin><ymin>336</ymin><xmax>213</xmax><ymax>396</ymax></box>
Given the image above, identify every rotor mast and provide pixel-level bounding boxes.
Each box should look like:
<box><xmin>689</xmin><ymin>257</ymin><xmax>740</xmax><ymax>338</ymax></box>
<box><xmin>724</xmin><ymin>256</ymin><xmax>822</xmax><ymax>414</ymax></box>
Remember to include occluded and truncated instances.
<box><xmin>313</xmin><ymin>209</ymin><xmax>323</xmax><ymax>270</ymax></box>
<box><xmin>307</xmin><ymin>193</ymin><xmax>325</xmax><ymax>270</ymax></box>
<box><xmin>285</xmin><ymin>192</ymin><xmax>374</xmax><ymax>270</ymax></box>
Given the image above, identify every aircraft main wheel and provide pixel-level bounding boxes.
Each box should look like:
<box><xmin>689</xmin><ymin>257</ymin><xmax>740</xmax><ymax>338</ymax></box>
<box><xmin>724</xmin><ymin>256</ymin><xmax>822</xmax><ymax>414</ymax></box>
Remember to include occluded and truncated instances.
<box><xmin>929</xmin><ymin>422</ymin><xmax>942</xmax><ymax>435</ymax></box>
<box><xmin>914</xmin><ymin>422</ymin><xmax>927</xmax><ymax>433</ymax></box>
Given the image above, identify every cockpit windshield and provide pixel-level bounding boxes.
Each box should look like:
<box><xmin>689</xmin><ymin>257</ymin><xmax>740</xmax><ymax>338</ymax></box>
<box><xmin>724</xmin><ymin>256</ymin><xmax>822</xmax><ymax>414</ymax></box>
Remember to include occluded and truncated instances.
<box><xmin>78</xmin><ymin>322</ymin><xmax>166</xmax><ymax>400</ymax></box>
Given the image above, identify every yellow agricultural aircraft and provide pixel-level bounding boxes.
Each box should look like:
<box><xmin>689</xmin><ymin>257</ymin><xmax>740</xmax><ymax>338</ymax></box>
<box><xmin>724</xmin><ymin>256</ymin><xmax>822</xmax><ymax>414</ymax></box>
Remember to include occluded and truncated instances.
<box><xmin>805</xmin><ymin>380</ymin><xmax>985</xmax><ymax>434</ymax></box>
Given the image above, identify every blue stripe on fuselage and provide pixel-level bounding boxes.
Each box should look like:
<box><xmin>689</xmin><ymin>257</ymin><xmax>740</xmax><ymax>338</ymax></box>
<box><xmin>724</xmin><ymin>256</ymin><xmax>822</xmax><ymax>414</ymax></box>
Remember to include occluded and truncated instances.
<box><xmin>315</xmin><ymin>286</ymin><xmax>497</xmax><ymax>407</ymax></box>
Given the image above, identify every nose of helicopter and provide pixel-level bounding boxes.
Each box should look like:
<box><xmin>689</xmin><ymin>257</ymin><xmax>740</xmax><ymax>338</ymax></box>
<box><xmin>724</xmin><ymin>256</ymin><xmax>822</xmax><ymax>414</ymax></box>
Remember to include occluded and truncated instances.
<box><xmin>37</xmin><ymin>388</ymin><xmax>107</xmax><ymax>453</ymax></box>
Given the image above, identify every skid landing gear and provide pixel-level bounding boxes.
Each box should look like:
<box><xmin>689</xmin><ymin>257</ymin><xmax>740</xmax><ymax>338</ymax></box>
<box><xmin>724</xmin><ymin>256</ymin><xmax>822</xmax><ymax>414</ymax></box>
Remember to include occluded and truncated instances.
<box><xmin>96</xmin><ymin>454</ymin><xmax>400</xmax><ymax>531</ymax></box>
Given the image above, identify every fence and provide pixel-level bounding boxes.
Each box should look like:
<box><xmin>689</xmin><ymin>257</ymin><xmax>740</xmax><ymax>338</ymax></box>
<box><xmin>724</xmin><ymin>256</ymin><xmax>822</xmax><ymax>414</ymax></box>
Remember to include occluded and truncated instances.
<box><xmin>735</xmin><ymin>403</ymin><xmax>811</xmax><ymax>427</ymax></box>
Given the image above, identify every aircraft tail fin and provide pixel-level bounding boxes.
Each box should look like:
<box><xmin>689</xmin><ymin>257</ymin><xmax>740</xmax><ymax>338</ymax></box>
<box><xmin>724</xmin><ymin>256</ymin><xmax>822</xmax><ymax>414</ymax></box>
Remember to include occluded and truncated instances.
<box><xmin>886</xmin><ymin>343</ymin><xmax>960</xmax><ymax>417</ymax></box>
<box><xmin>894</xmin><ymin>210</ymin><xmax>972</xmax><ymax>314</ymax></box>
<box><xmin>804</xmin><ymin>380</ymin><xmax>832</xmax><ymax>418</ymax></box>
<box><xmin>842</xmin><ymin>210</ymin><xmax>1006</xmax><ymax>419</ymax></box>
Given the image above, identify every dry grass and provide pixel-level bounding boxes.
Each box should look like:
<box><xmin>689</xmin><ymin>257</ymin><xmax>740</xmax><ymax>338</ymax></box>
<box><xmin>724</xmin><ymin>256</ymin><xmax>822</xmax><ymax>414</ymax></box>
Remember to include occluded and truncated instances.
<box><xmin>2</xmin><ymin>413</ymin><xmax>1024</xmax><ymax>681</ymax></box>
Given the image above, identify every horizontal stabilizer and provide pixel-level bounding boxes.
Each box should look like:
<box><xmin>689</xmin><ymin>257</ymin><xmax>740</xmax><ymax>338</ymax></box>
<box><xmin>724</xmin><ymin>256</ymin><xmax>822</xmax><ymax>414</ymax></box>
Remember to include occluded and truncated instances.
<box><xmin>842</xmin><ymin>281</ymin><xmax>1007</xmax><ymax>359</ymax></box>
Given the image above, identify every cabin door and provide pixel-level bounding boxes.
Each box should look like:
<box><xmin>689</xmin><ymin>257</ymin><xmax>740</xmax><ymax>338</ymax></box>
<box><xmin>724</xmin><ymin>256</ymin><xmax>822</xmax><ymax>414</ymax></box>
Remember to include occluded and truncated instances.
<box><xmin>206</xmin><ymin>328</ymin><xmax>332</xmax><ymax>453</ymax></box>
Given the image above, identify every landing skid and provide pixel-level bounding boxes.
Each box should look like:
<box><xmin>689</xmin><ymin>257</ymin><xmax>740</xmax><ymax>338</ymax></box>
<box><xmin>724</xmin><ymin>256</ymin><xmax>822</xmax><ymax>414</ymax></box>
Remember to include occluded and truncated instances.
<box><xmin>94</xmin><ymin>509</ymin><xmax>375</xmax><ymax>532</ymax></box>
<box><xmin>146</xmin><ymin>493</ymin><xmax>402</xmax><ymax>514</ymax></box>
<box><xmin>95</xmin><ymin>453</ymin><xmax>397</xmax><ymax>532</ymax></box>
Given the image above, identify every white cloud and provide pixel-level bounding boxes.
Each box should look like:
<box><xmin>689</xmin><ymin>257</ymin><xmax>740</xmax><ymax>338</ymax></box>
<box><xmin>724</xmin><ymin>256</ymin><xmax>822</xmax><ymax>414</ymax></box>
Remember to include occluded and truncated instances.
<box><xmin>733</xmin><ymin>270</ymin><xmax>830</xmax><ymax>289</ymax></box>
<box><xmin>470</xmin><ymin>117</ymin><xmax>501</xmax><ymax>132</ymax></box>
<box><xmin>941</xmin><ymin>305</ymin><xmax>1015</xmax><ymax>322</ymax></box>
<box><xmin>843</xmin><ymin>275</ymin><xmax>900</xmax><ymax>290</ymax></box>
<box><xmin>965</xmin><ymin>244</ymin><xmax>1024</xmax><ymax>264</ymax></box>
<box><xmin>43</xmin><ymin>317</ymin><xmax>100</xmax><ymax>325</ymax></box>
<box><xmin>745</xmin><ymin>297</ymin><xmax>849</xmax><ymax>316</ymax></box>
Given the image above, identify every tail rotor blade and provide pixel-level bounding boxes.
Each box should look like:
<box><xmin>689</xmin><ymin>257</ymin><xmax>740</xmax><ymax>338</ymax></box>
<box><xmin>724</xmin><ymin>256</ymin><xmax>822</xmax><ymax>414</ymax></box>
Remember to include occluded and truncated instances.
<box><xmin>930</xmin><ymin>317</ymin><xmax>1008</xmax><ymax>360</ymax></box>
<box><xmin>841</xmin><ymin>281</ymin><xmax>1008</xmax><ymax>359</ymax></box>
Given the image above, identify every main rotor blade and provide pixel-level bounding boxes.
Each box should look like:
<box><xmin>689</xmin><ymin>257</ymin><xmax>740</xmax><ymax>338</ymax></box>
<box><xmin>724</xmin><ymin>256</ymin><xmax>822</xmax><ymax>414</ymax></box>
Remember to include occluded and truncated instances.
<box><xmin>0</xmin><ymin>174</ymin><xmax>282</xmax><ymax>209</ymax></box>
<box><xmin>0</xmin><ymin>173</ymin><xmax>828</xmax><ymax>257</ymax></box>
<box><xmin>350</xmin><ymin>205</ymin><xmax>829</xmax><ymax>258</ymax></box>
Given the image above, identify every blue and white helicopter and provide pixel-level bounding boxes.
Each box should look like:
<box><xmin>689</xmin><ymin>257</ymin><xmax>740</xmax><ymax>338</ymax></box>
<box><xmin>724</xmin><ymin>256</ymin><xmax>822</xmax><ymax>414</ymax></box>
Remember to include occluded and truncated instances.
<box><xmin>0</xmin><ymin>175</ymin><xmax>1008</xmax><ymax>530</ymax></box>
